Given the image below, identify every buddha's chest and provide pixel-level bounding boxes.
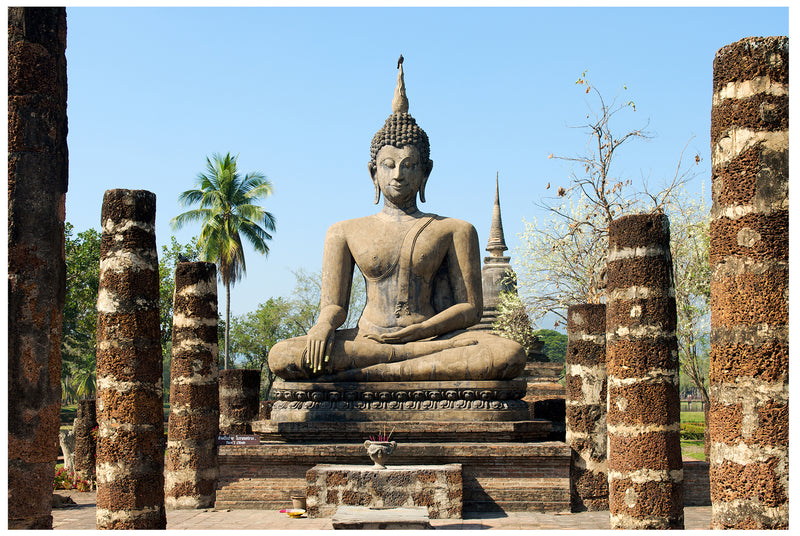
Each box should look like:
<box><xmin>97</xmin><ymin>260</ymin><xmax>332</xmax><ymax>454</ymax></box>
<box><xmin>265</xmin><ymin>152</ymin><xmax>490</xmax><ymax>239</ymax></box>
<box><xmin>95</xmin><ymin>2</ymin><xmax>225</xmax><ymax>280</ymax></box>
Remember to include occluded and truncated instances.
<box><xmin>348</xmin><ymin>223</ymin><xmax>448</xmax><ymax>281</ymax></box>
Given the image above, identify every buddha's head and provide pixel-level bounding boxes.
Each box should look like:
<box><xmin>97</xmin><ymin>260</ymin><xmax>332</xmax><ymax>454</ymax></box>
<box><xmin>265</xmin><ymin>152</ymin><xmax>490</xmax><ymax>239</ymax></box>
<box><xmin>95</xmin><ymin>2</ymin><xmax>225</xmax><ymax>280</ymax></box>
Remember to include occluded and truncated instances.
<box><xmin>368</xmin><ymin>58</ymin><xmax>433</xmax><ymax>204</ymax></box>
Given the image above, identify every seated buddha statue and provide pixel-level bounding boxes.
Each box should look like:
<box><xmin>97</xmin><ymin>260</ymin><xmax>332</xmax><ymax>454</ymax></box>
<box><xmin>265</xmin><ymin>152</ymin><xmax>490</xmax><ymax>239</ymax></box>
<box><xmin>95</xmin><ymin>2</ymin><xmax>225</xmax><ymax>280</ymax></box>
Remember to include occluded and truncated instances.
<box><xmin>268</xmin><ymin>59</ymin><xmax>525</xmax><ymax>382</ymax></box>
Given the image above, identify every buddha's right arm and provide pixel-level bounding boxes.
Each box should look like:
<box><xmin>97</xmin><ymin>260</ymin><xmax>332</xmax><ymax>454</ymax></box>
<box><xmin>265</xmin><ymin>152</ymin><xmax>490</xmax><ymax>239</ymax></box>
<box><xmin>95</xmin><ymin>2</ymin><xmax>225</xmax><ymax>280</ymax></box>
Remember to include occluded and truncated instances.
<box><xmin>304</xmin><ymin>223</ymin><xmax>354</xmax><ymax>373</ymax></box>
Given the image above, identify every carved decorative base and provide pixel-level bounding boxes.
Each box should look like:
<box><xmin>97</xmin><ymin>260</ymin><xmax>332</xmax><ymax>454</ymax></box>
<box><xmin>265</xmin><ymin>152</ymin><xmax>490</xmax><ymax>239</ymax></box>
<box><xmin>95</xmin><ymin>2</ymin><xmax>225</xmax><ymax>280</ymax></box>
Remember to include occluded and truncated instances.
<box><xmin>270</xmin><ymin>380</ymin><xmax>529</xmax><ymax>422</ymax></box>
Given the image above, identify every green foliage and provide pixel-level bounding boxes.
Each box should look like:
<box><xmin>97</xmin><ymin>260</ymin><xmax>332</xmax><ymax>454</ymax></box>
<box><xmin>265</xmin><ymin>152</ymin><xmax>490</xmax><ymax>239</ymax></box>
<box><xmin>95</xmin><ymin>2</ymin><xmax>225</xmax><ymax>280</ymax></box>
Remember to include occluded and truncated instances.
<box><xmin>680</xmin><ymin>421</ymin><xmax>705</xmax><ymax>441</ymax></box>
<box><xmin>62</xmin><ymin>223</ymin><xmax>101</xmax><ymax>402</ymax></box>
<box><xmin>492</xmin><ymin>292</ymin><xmax>540</xmax><ymax>359</ymax></box>
<box><xmin>62</xmin><ymin>223</ymin><xmax>203</xmax><ymax>402</ymax></box>
<box><xmin>172</xmin><ymin>152</ymin><xmax>276</xmax><ymax>369</ymax></box>
<box><xmin>229</xmin><ymin>297</ymin><xmax>301</xmax><ymax>397</ymax></box>
<box><xmin>54</xmin><ymin>465</ymin><xmax>91</xmax><ymax>492</ymax></box>
<box><xmin>533</xmin><ymin>329</ymin><xmax>567</xmax><ymax>363</ymax></box>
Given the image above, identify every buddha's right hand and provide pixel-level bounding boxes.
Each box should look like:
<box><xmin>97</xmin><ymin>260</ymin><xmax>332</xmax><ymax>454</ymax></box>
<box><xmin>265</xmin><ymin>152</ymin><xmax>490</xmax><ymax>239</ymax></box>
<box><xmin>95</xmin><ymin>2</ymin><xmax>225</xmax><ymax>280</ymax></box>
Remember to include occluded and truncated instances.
<box><xmin>303</xmin><ymin>324</ymin><xmax>335</xmax><ymax>376</ymax></box>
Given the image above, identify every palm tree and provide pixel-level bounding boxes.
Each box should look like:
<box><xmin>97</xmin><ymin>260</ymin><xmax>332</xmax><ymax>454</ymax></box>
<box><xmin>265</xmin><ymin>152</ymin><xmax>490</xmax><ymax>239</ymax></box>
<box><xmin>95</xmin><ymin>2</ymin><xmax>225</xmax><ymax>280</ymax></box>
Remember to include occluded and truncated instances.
<box><xmin>171</xmin><ymin>152</ymin><xmax>276</xmax><ymax>369</ymax></box>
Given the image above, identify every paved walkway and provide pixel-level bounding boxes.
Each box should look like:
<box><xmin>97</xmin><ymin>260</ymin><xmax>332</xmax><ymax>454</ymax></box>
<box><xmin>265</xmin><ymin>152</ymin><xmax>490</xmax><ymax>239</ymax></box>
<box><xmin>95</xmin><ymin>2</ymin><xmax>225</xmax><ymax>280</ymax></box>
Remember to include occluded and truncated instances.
<box><xmin>52</xmin><ymin>491</ymin><xmax>712</xmax><ymax>530</ymax></box>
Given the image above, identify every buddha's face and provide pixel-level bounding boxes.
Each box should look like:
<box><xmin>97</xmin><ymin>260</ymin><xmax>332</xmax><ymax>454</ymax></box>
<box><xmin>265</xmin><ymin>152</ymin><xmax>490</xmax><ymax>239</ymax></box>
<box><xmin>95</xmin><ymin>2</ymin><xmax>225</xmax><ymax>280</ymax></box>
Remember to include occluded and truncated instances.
<box><xmin>370</xmin><ymin>145</ymin><xmax>430</xmax><ymax>206</ymax></box>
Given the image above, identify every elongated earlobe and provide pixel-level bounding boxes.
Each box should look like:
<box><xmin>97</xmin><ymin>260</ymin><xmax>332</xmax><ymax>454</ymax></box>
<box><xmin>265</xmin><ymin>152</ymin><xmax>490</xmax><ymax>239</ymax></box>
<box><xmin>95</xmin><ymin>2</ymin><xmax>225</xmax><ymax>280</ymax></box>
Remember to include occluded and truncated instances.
<box><xmin>419</xmin><ymin>160</ymin><xmax>433</xmax><ymax>203</ymax></box>
<box><xmin>368</xmin><ymin>161</ymin><xmax>381</xmax><ymax>204</ymax></box>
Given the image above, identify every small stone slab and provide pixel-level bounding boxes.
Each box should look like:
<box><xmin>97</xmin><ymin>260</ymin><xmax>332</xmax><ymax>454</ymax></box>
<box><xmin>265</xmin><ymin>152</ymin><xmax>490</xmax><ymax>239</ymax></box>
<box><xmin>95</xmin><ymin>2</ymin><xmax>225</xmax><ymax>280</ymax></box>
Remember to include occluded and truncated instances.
<box><xmin>332</xmin><ymin>506</ymin><xmax>431</xmax><ymax>530</ymax></box>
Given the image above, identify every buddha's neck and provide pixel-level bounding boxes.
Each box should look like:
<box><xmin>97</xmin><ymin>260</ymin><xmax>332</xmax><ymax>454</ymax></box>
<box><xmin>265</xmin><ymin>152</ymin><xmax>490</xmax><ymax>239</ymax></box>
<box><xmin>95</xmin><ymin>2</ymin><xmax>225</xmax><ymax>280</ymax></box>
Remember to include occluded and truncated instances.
<box><xmin>379</xmin><ymin>199</ymin><xmax>421</xmax><ymax>221</ymax></box>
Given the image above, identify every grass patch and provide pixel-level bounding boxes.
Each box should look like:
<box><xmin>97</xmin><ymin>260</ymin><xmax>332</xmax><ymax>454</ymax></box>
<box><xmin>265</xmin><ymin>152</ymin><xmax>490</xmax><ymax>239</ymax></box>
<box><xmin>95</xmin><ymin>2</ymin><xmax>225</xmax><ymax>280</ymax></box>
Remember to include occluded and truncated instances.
<box><xmin>681</xmin><ymin>411</ymin><xmax>705</xmax><ymax>423</ymax></box>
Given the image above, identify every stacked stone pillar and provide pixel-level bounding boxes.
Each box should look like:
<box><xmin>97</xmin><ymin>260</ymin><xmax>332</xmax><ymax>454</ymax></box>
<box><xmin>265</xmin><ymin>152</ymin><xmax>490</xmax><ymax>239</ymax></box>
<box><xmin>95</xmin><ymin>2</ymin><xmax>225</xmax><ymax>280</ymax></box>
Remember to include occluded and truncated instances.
<box><xmin>709</xmin><ymin>36</ymin><xmax>788</xmax><ymax>530</ymax></box>
<box><xmin>95</xmin><ymin>189</ymin><xmax>166</xmax><ymax>529</ymax></box>
<box><xmin>565</xmin><ymin>304</ymin><xmax>608</xmax><ymax>511</ymax></box>
<box><xmin>219</xmin><ymin>369</ymin><xmax>261</xmax><ymax>434</ymax></box>
<box><xmin>165</xmin><ymin>262</ymin><xmax>220</xmax><ymax>509</ymax></box>
<box><xmin>606</xmin><ymin>214</ymin><xmax>683</xmax><ymax>529</ymax></box>
<box><xmin>73</xmin><ymin>399</ymin><xmax>98</xmax><ymax>486</ymax></box>
<box><xmin>8</xmin><ymin>7</ymin><xmax>68</xmax><ymax>529</ymax></box>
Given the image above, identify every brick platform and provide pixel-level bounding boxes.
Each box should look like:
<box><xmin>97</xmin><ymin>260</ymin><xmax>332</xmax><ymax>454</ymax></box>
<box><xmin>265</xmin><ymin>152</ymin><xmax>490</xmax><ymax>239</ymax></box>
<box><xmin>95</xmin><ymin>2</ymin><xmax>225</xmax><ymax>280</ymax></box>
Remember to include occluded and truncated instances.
<box><xmin>306</xmin><ymin>464</ymin><xmax>462</xmax><ymax>519</ymax></box>
<box><xmin>216</xmin><ymin>441</ymin><xmax>570</xmax><ymax>513</ymax></box>
<box><xmin>251</xmin><ymin>419</ymin><xmax>551</xmax><ymax>443</ymax></box>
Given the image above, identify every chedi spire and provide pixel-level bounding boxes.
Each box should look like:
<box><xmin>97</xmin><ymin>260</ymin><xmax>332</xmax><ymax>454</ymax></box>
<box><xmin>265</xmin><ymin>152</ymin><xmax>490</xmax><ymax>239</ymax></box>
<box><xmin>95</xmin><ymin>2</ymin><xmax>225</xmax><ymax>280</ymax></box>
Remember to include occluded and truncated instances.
<box><xmin>486</xmin><ymin>172</ymin><xmax>508</xmax><ymax>257</ymax></box>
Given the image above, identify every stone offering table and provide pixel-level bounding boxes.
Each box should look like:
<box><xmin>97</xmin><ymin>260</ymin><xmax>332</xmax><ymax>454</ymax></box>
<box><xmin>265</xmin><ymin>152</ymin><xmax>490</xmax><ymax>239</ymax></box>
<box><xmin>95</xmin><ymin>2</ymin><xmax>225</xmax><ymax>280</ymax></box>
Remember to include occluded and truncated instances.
<box><xmin>306</xmin><ymin>464</ymin><xmax>462</xmax><ymax>519</ymax></box>
<box><xmin>332</xmin><ymin>506</ymin><xmax>431</xmax><ymax>530</ymax></box>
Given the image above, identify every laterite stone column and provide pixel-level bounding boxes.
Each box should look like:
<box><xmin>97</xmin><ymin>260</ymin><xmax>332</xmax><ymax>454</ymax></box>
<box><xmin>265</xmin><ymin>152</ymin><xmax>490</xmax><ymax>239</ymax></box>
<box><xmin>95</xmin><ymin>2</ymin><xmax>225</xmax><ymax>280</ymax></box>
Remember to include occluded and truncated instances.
<box><xmin>8</xmin><ymin>7</ymin><xmax>68</xmax><ymax>529</ymax></box>
<box><xmin>165</xmin><ymin>262</ymin><xmax>220</xmax><ymax>509</ymax></box>
<box><xmin>73</xmin><ymin>399</ymin><xmax>98</xmax><ymax>486</ymax></box>
<box><xmin>219</xmin><ymin>369</ymin><xmax>261</xmax><ymax>435</ymax></box>
<box><xmin>95</xmin><ymin>189</ymin><xmax>166</xmax><ymax>529</ymax></box>
<box><xmin>565</xmin><ymin>304</ymin><xmax>608</xmax><ymax>511</ymax></box>
<box><xmin>709</xmin><ymin>36</ymin><xmax>788</xmax><ymax>530</ymax></box>
<box><xmin>606</xmin><ymin>214</ymin><xmax>683</xmax><ymax>529</ymax></box>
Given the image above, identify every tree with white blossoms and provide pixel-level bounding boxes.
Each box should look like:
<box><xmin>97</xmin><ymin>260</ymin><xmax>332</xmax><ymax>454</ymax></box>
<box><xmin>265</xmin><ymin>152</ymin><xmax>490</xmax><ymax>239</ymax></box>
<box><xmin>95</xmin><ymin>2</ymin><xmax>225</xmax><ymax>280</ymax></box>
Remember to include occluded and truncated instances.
<box><xmin>514</xmin><ymin>71</ymin><xmax>709</xmax><ymax>405</ymax></box>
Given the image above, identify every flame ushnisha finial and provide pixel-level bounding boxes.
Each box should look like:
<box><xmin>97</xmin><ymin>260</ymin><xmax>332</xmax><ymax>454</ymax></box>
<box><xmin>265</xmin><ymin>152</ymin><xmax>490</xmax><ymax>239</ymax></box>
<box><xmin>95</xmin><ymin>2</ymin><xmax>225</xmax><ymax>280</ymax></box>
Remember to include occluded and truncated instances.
<box><xmin>392</xmin><ymin>54</ymin><xmax>409</xmax><ymax>114</ymax></box>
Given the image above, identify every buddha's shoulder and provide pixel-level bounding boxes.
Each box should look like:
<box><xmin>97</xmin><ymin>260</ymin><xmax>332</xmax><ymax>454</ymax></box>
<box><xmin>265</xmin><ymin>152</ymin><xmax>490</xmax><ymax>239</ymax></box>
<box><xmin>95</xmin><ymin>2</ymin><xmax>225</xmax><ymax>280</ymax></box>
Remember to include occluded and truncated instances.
<box><xmin>430</xmin><ymin>214</ymin><xmax>477</xmax><ymax>234</ymax></box>
<box><xmin>325</xmin><ymin>215</ymin><xmax>379</xmax><ymax>235</ymax></box>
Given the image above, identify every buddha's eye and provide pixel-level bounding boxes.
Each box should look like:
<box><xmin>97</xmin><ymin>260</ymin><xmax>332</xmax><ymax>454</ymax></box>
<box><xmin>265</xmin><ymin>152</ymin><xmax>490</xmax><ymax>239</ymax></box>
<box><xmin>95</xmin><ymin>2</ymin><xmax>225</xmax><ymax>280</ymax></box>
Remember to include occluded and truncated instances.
<box><xmin>381</xmin><ymin>159</ymin><xmax>395</xmax><ymax>169</ymax></box>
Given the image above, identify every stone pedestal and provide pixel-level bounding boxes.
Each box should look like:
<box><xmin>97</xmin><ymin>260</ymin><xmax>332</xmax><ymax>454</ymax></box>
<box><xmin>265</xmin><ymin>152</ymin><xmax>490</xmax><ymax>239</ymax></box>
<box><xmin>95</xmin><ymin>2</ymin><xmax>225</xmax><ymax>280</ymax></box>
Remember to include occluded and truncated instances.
<box><xmin>252</xmin><ymin>419</ymin><xmax>550</xmax><ymax>443</ymax></box>
<box><xmin>270</xmin><ymin>380</ymin><xmax>529</xmax><ymax>423</ymax></box>
<box><xmin>306</xmin><ymin>464</ymin><xmax>462</xmax><ymax>519</ymax></box>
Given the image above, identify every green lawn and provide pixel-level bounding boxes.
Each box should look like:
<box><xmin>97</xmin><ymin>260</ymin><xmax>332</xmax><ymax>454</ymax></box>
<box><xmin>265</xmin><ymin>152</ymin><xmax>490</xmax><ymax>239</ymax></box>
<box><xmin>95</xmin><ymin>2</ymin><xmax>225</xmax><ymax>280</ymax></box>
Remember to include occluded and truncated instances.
<box><xmin>680</xmin><ymin>411</ymin><xmax>706</xmax><ymax>461</ymax></box>
<box><xmin>681</xmin><ymin>411</ymin><xmax>705</xmax><ymax>423</ymax></box>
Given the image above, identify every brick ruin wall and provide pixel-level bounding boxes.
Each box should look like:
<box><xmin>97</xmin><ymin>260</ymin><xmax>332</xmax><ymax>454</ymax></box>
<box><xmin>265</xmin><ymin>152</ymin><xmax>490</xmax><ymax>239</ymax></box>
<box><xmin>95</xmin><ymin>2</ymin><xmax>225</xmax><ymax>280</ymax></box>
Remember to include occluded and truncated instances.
<box><xmin>565</xmin><ymin>304</ymin><xmax>608</xmax><ymax>511</ymax></box>
<box><xmin>605</xmin><ymin>214</ymin><xmax>683</xmax><ymax>529</ymax></box>
<box><xmin>95</xmin><ymin>189</ymin><xmax>166</xmax><ymax>529</ymax></box>
<box><xmin>7</xmin><ymin>7</ymin><xmax>68</xmax><ymax>529</ymax></box>
<box><xmin>219</xmin><ymin>369</ymin><xmax>261</xmax><ymax>435</ymax></box>
<box><xmin>73</xmin><ymin>399</ymin><xmax>98</xmax><ymax>485</ymax></box>
<box><xmin>165</xmin><ymin>262</ymin><xmax>220</xmax><ymax>509</ymax></box>
<box><xmin>709</xmin><ymin>36</ymin><xmax>788</xmax><ymax>530</ymax></box>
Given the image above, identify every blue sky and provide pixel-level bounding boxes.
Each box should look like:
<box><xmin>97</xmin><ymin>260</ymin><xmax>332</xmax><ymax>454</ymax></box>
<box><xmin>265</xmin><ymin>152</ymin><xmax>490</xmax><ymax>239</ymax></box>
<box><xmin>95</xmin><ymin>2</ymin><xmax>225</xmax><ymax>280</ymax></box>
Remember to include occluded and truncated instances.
<box><xmin>62</xmin><ymin>5</ymin><xmax>789</xmax><ymax>325</ymax></box>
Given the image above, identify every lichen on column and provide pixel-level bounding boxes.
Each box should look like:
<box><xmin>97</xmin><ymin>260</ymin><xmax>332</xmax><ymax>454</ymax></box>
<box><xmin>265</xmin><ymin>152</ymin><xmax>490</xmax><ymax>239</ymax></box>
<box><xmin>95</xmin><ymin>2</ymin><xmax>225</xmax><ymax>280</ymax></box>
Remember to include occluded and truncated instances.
<box><xmin>605</xmin><ymin>213</ymin><xmax>683</xmax><ymax>529</ymax></box>
<box><xmin>8</xmin><ymin>6</ymin><xmax>68</xmax><ymax>530</ymax></box>
<box><xmin>95</xmin><ymin>189</ymin><xmax>166</xmax><ymax>529</ymax></box>
<box><xmin>565</xmin><ymin>304</ymin><xmax>607</xmax><ymax>511</ymax></box>
<box><xmin>709</xmin><ymin>35</ymin><xmax>788</xmax><ymax>530</ymax></box>
<box><xmin>165</xmin><ymin>262</ymin><xmax>220</xmax><ymax>509</ymax></box>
